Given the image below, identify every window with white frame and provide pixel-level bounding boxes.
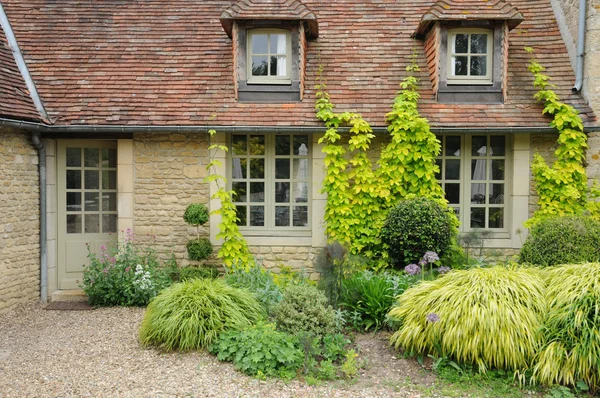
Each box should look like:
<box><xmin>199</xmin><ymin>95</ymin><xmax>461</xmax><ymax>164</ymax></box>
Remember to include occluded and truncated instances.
<box><xmin>447</xmin><ymin>28</ymin><xmax>493</xmax><ymax>84</ymax></box>
<box><xmin>436</xmin><ymin>135</ymin><xmax>508</xmax><ymax>230</ymax></box>
<box><xmin>247</xmin><ymin>29</ymin><xmax>292</xmax><ymax>84</ymax></box>
<box><xmin>230</xmin><ymin>134</ymin><xmax>310</xmax><ymax>231</ymax></box>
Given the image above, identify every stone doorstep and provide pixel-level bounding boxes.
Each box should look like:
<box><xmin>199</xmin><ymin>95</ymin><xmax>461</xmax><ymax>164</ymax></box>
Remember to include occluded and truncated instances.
<box><xmin>51</xmin><ymin>289</ymin><xmax>88</xmax><ymax>303</ymax></box>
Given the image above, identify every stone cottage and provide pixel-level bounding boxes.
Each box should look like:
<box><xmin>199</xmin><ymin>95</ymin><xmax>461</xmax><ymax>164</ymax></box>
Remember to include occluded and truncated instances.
<box><xmin>0</xmin><ymin>0</ymin><xmax>598</xmax><ymax>313</ymax></box>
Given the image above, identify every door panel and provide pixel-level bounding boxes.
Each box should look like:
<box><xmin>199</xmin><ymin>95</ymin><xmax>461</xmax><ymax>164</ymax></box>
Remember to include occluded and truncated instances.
<box><xmin>57</xmin><ymin>141</ymin><xmax>118</xmax><ymax>290</ymax></box>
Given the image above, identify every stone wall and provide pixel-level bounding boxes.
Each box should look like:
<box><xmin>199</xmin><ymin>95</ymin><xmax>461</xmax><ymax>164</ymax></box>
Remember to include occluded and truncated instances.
<box><xmin>0</xmin><ymin>129</ymin><xmax>40</xmax><ymax>313</ymax></box>
<box><xmin>249</xmin><ymin>246</ymin><xmax>323</xmax><ymax>280</ymax></box>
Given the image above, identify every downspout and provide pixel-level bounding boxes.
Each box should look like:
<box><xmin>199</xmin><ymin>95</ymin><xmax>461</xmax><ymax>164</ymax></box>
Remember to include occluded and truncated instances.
<box><xmin>31</xmin><ymin>132</ymin><xmax>47</xmax><ymax>303</ymax></box>
<box><xmin>573</xmin><ymin>0</ymin><xmax>587</xmax><ymax>92</ymax></box>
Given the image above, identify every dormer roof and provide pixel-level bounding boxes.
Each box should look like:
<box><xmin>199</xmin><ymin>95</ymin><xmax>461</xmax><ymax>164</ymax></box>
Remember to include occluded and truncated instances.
<box><xmin>414</xmin><ymin>0</ymin><xmax>525</xmax><ymax>37</ymax></box>
<box><xmin>220</xmin><ymin>0</ymin><xmax>318</xmax><ymax>38</ymax></box>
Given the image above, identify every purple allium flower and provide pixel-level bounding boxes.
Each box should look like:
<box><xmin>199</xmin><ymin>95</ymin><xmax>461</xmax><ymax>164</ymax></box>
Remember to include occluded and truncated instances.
<box><xmin>426</xmin><ymin>313</ymin><xmax>440</xmax><ymax>323</ymax></box>
<box><xmin>437</xmin><ymin>266</ymin><xmax>451</xmax><ymax>274</ymax></box>
<box><xmin>422</xmin><ymin>251</ymin><xmax>440</xmax><ymax>264</ymax></box>
<box><xmin>405</xmin><ymin>263</ymin><xmax>421</xmax><ymax>276</ymax></box>
<box><xmin>419</xmin><ymin>259</ymin><xmax>427</xmax><ymax>267</ymax></box>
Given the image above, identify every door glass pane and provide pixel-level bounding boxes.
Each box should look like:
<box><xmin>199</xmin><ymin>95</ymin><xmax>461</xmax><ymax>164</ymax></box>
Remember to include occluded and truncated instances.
<box><xmin>84</xmin><ymin>148</ymin><xmax>99</xmax><ymax>168</ymax></box>
<box><xmin>470</xmin><ymin>208</ymin><xmax>486</xmax><ymax>229</ymax></box>
<box><xmin>250</xmin><ymin>159</ymin><xmax>264</xmax><ymax>179</ymax></box>
<box><xmin>66</xmin><ymin>148</ymin><xmax>81</xmax><ymax>167</ymax></box>
<box><xmin>294</xmin><ymin>135</ymin><xmax>309</xmax><ymax>156</ymax></box>
<box><xmin>490</xmin><ymin>136</ymin><xmax>506</xmax><ymax>156</ymax></box>
<box><xmin>232</xmin><ymin>135</ymin><xmax>247</xmax><ymax>155</ymax></box>
<box><xmin>67</xmin><ymin>170</ymin><xmax>81</xmax><ymax>189</ymax></box>
<box><xmin>67</xmin><ymin>192</ymin><xmax>82</xmax><ymax>212</ymax></box>
<box><xmin>250</xmin><ymin>206</ymin><xmax>264</xmax><ymax>227</ymax></box>
<box><xmin>275</xmin><ymin>159</ymin><xmax>290</xmax><ymax>179</ymax></box>
<box><xmin>276</xmin><ymin>135</ymin><xmax>290</xmax><ymax>155</ymax></box>
<box><xmin>102</xmin><ymin>148</ymin><xmax>117</xmax><ymax>168</ymax></box>
<box><xmin>85</xmin><ymin>192</ymin><xmax>100</xmax><ymax>211</ymax></box>
<box><xmin>232</xmin><ymin>182</ymin><xmax>247</xmax><ymax>202</ymax></box>
<box><xmin>275</xmin><ymin>207</ymin><xmax>290</xmax><ymax>226</ymax></box>
<box><xmin>445</xmin><ymin>183</ymin><xmax>460</xmax><ymax>204</ymax></box>
<box><xmin>67</xmin><ymin>215</ymin><xmax>82</xmax><ymax>234</ymax></box>
<box><xmin>489</xmin><ymin>208</ymin><xmax>504</xmax><ymax>228</ymax></box>
<box><xmin>85</xmin><ymin>214</ymin><xmax>100</xmax><ymax>233</ymax></box>
<box><xmin>235</xmin><ymin>205</ymin><xmax>247</xmax><ymax>226</ymax></box>
<box><xmin>490</xmin><ymin>184</ymin><xmax>505</xmax><ymax>204</ymax></box>
<box><xmin>293</xmin><ymin>183</ymin><xmax>308</xmax><ymax>203</ymax></box>
<box><xmin>276</xmin><ymin>182</ymin><xmax>290</xmax><ymax>203</ymax></box>
<box><xmin>249</xmin><ymin>135</ymin><xmax>265</xmax><ymax>155</ymax></box>
<box><xmin>445</xmin><ymin>159</ymin><xmax>460</xmax><ymax>180</ymax></box>
<box><xmin>470</xmin><ymin>56</ymin><xmax>487</xmax><ymax>76</ymax></box>
<box><xmin>471</xmin><ymin>183</ymin><xmax>486</xmax><ymax>204</ymax></box>
<box><xmin>435</xmin><ymin>159</ymin><xmax>442</xmax><ymax>179</ymax></box>
<box><xmin>293</xmin><ymin>159</ymin><xmax>309</xmax><ymax>179</ymax></box>
<box><xmin>492</xmin><ymin>160</ymin><xmax>505</xmax><ymax>180</ymax></box>
<box><xmin>102</xmin><ymin>214</ymin><xmax>118</xmax><ymax>233</ymax></box>
<box><xmin>85</xmin><ymin>170</ymin><xmax>99</xmax><ymax>189</ymax></box>
<box><xmin>445</xmin><ymin>136</ymin><xmax>461</xmax><ymax>156</ymax></box>
<box><xmin>470</xmin><ymin>34</ymin><xmax>488</xmax><ymax>54</ymax></box>
<box><xmin>293</xmin><ymin>206</ymin><xmax>308</xmax><ymax>227</ymax></box>
<box><xmin>102</xmin><ymin>170</ymin><xmax>117</xmax><ymax>190</ymax></box>
<box><xmin>471</xmin><ymin>159</ymin><xmax>487</xmax><ymax>180</ymax></box>
<box><xmin>472</xmin><ymin>136</ymin><xmax>487</xmax><ymax>156</ymax></box>
<box><xmin>250</xmin><ymin>182</ymin><xmax>265</xmax><ymax>203</ymax></box>
<box><xmin>102</xmin><ymin>193</ymin><xmax>117</xmax><ymax>212</ymax></box>
<box><xmin>232</xmin><ymin>158</ymin><xmax>246</xmax><ymax>179</ymax></box>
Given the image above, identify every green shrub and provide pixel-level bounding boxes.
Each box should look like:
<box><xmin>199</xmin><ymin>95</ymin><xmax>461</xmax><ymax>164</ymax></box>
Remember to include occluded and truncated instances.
<box><xmin>340</xmin><ymin>270</ymin><xmax>411</xmax><ymax>331</ymax></box>
<box><xmin>224</xmin><ymin>263</ymin><xmax>283</xmax><ymax>313</ymax></box>
<box><xmin>389</xmin><ymin>266</ymin><xmax>545</xmax><ymax>373</ymax></box>
<box><xmin>519</xmin><ymin>215</ymin><xmax>600</xmax><ymax>266</ymax></box>
<box><xmin>175</xmin><ymin>266</ymin><xmax>219</xmax><ymax>281</ymax></box>
<box><xmin>81</xmin><ymin>235</ymin><xmax>172</xmax><ymax>307</ymax></box>
<box><xmin>533</xmin><ymin>263</ymin><xmax>600</xmax><ymax>390</ymax></box>
<box><xmin>273</xmin><ymin>284</ymin><xmax>338</xmax><ymax>339</ymax></box>
<box><xmin>186</xmin><ymin>238</ymin><xmax>213</xmax><ymax>261</ymax></box>
<box><xmin>139</xmin><ymin>278</ymin><xmax>265</xmax><ymax>351</ymax></box>
<box><xmin>210</xmin><ymin>322</ymin><xmax>303</xmax><ymax>379</ymax></box>
<box><xmin>183</xmin><ymin>203</ymin><xmax>209</xmax><ymax>226</ymax></box>
<box><xmin>381</xmin><ymin>197</ymin><xmax>456</xmax><ymax>268</ymax></box>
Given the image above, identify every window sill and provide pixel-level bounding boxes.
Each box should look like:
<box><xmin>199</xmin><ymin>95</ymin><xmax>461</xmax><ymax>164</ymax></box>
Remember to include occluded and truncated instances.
<box><xmin>438</xmin><ymin>86</ymin><xmax>503</xmax><ymax>104</ymax></box>
<box><xmin>238</xmin><ymin>80</ymin><xmax>301</xmax><ymax>102</ymax></box>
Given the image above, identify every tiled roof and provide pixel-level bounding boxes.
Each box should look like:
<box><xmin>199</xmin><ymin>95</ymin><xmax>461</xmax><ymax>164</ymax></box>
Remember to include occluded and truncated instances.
<box><xmin>415</xmin><ymin>0</ymin><xmax>525</xmax><ymax>37</ymax></box>
<box><xmin>0</xmin><ymin>0</ymin><xmax>594</xmax><ymax>128</ymax></box>
<box><xmin>0</xmin><ymin>24</ymin><xmax>40</xmax><ymax>121</ymax></box>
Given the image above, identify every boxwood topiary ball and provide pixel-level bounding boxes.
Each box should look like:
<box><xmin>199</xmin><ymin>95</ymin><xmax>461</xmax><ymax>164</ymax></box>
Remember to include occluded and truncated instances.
<box><xmin>186</xmin><ymin>238</ymin><xmax>213</xmax><ymax>261</ymax></box>
<box><xmin>183</xmin><ymin>203</ymin><xmax>209</xmax><ymax>226</ymax></box>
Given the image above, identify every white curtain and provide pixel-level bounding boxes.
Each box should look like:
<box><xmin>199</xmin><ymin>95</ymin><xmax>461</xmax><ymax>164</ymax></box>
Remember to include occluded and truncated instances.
<box><xmin>232</xmin><ymin>159</ymin><xmax>243</xmax><ymax>179</ymax></box>
<box><xmin>472</xmin><ymin>146</ymin><xmax>493</xmax><ymax>199</ymax></box>
<box><xmin>276</xmin><ymin>34</ymin><xmax>287</xmax><ymax>77</ymax></box>
<box><xmin>293</xmin><ymin>143</ymin><xmax>309</xmax><ymax>202</ymax></box>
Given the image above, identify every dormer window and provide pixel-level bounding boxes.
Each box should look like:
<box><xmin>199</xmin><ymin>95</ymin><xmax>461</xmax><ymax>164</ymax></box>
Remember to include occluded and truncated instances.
<box><xmin>248</xmin><ymin>29</ymin><xmax>292</xmax><ymax>84</ymax></box>
<box><xmin>448</xmin><ymin>29</ymin><xmax>493</xmax><ymax>85</ymax></box>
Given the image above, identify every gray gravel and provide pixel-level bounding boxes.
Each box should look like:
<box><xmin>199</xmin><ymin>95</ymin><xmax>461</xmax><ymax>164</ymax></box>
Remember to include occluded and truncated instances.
<box><xmin>0</xmin><ymin>303</ymin><xmax>422</xmax><ymax>398</ymax></box>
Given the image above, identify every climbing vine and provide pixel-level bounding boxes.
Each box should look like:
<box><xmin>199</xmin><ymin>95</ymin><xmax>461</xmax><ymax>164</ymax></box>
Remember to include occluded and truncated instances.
<box><xmin>526</xmin><ymin>47</ymin><xmax>600</xmax><ymax>226</ymax></box>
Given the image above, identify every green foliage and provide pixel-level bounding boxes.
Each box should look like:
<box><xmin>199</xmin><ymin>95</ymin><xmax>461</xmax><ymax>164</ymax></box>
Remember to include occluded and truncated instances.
<box><xmin>209</xmin><ymin>322</ymin><xmax>303</xmax><ymax>379</ymax></box>
<box><xmin>389</xmin><ymin>266</ymin><xmax>546</xmax><ymax>373</ymax></box>
<box><xmin>205</xmin><ymin>130</ymin><xmax>253</xmax><ymax>269</ymax></box>
<box><xmin>272</xmin><ymin>265</ymin><xmax>314</xmax><ymax>290</ymax></box>
<box><xmin>81</xmin><ymin>234</ymin><xmax>172</xmax><ymax>307</ymax></box>
<box><xmin>273</xmin><ymin>284</ymin><xmax>338</xmax><ymax>339</ymax></box>
<box><xmin>223</xmin><ymin>262</ymin><xmax>283</xmax><ymax>313</ymax></box>
<box><xmin>340</xmin><ymin>270</ymin><xmax>411</xmax><ymax>331</ymax></box>
<box><xmin>533</xmin><ymin>263</ymin><xmax>600</xmax><ymax>391</ymax></box>
<box><xmin>183</xmin><ymin>203</ymin><xmax>209</xmax><ymax>226</ymax></box>
<box><xmin>381</xmin><ymin>197</ymin><xmax>456</xmax><ymax>267</ymax></box>
<box><xmin>186</xmin><ymin>238</ymin><xmax>213</xmax><ymax>261</ymax></box>
<box><xmin>526</xmin><ymin>48</ymin><xmax>600</xmax><ymax>226</ymax></box>
<box><xmin>519</xmin><ymin>215</ymin><xmax>600</xmax><ymax>266</ymax></box>
<box><xmin>341</xmin><ymin>349</ymin><xmax>359</xmax><ymax>378</ymax></box>
<box><xmin>139</xmin><ymin>278</ymin><xmax>265</xmax><ymax>351</ymax></box>
<box><xmin>172</xmin><ymin>266</ymin><xmax>219</xmax><ymax>281</ymax></box>
<box><xmin>321</xmin><ymin>333</ymin><xmax>351</xmax><ymax>362</ymax></box>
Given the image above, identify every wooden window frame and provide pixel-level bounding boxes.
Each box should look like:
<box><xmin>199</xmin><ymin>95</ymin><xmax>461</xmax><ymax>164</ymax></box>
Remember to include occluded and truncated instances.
<box><xmin>247</xmin><ymin>29</ymin><xmax>293</xmax><ymax>85</ymax></box>
<box><xmin>447</xmin><ymin>28</ymin><xmax>493</xmax><ymax>85</ymax></box>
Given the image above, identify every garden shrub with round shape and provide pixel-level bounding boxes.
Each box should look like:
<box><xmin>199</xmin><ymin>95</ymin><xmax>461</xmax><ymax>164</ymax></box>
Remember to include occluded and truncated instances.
<box><xmin>381</xmin><ymin>197</ymin><xmax>456</xmax><ymax>268</ymax></box>
<box><xmin>273</xmin><ymin>284</ymin><xmax>338</xmax><ymax>339</ymax></box>
<box><xmin>533</xmin><ymin>263</ymin><xmax>600</xmax><ymax>390</ymax></box>
<box><xmin>186</xmin><ymin>238</ymin><xmax>214</xmax><ymax>261</ymax></box>
<box><xmin>183</xmin><ymin>203</ymin><xmax>210</xmax><ymax>226</ymax></box>
<box><xmin>519</xmin><ymin>215</ymin><xmax>600</xmax><ymax>266</ymax></box>
<box><xmin>139</xmin><ymin>278</ymin><xmax>265</xmax><ymax>351</ymax></box>
<box><xmin>388</xmin><ymin>266</ymin><xmax>545</xmax><ymax>373</ymax></box>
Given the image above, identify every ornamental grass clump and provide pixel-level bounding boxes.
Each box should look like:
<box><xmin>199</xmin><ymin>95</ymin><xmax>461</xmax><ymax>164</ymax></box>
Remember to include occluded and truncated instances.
<box><xmin>389</xmin><ymin>266</ymin><xmax>546</xmax><ymax>373</ymax></box>
<box><xmin>139</xmin><ymin>278</ymin><xmax>265</xmax><ymax>351</ymax></box>
<box><xmin>533</xmin><ymin>263</ymin><xmax>600</xmax><ymax>391</ymax></box>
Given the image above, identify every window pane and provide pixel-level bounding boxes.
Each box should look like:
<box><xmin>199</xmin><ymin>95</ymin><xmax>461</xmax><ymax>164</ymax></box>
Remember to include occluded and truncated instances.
<box><xmin>85</xmin><ymin>170</ymin><xmax>99</xmax><ymax>189</ymax></box>
<box><xmin>84</xmin><ymin>148</ymin><xmax>99</xmax><ymax>168</ymax></box>
<box><xmin>102</xmin><ymin>214</ymin><xmax>118</xmax><ymax>234</ymax></box>
<box><xmin>446</xmin><ymin>159</ymin><xmax>460</xmax><ymax>180</ymax></box>
<box><xmin>276</xmin><ymin>135</ymin><xmax>290</xmax><ymax>155</ymax></box>
<box><xmin>470</xmin><ymin>34</ymin><xmax>488</xmax><ymax>54</ymax></box>
<box><xmin>102</xmin><ymin>193</ymin><xmax>117</xmax><ymax>212</ymax></box>
<box><xmin>101</xmin><ymin>148</ymin><xmax>117</xmax><ymax>168</ymax></box>
<box><xmin>276</xmin><ymin>182</ymin><xmax>290</xmax><ymax>203</ymax></box>
<box><xmin>67</xmin><ymin>214</ymin><xmax>82</xmax><ymax>234</ymax></box>
<box><xmin>232</xmin><ymin>182</ymin><xmax>247</xmax><ymax>202</ymax></box>
<box><xmin>293</xmin><ymin>182</ymin><xmax>309</xmax><ymax>203</ymax></box>
<box><xmin>270</xmin><ymin>34</ymin><xmax>286</xmax><ymax>54</ymax></box>
<box><xmin>293</xmin><ymin>206</ymin><xmax>308</xmax><ymax>227</ymax></box>
<box><xmin>472</xmin><ymin>136</ymin><xmax>487</xmax><ymax>156</ymax></box>
<box><xmin>471</xmin><ymin>159</ymin><xmax>487</xmax><ymax>180</ymax></box>
<box><xmin>454</xmin><ymin>34</ymin><xmax>468</xmax><ymax>53</ymax></box>
<box><xmin>249</xmin><ymin>135</ymin><xmax>265</xmax><ymax>155</ymax></box>
<box><xmin>492</xmin><ymin>160</ymin><xmax>505</xmax><ymax>180</ymax></box>
<box><xmin>250</xmin><ymin>159</ymin><xmax>264</xmax><ymax>179</ymax></box>
<box><xmin>235</xmin><ymin>205</ymin><xmax>247</xmax><ymax>226</ymax></box>
<box><xmin>67</xmin><ymin>192</ymin><xmax>82</xmax><ymax>212</ymax></box>
<box><xmin>102</xmin><ymin>170</ymin><xmax>117</xmax><ymax>190</ymax></box>
<box><xmin>490</xmin><ymin>184</ymin><xmax>505</xmax><ymax>204</ymax></box>
<box><xmin>293</xmin><ymin>159</ymin><xmax>309</xmax><ymax>180</ymax></box>
<box><xmin>251</xmin><ymin>34</ymin><xmax>268</xmax><ymax>54</ymax></box>
<box><xmin>270</xmin><ymin>56</ymin><xmax>287</xmax><ymax>77</ymax></box>
<box><xmin>490</xmin><ymin>136</ymin><xmax>506</xmax><ymax>156</ymax></box>
<box><xmin>275</xmin><ymin>159</ymin><xmax>290</xmax><ymax>179</ymax></box>
<box><xmin>435</xmin><ymin>159</ymin><xmax>442</xmax><ymax>179</ymax></box>
<box><xmin>445</xmin><ymin>136</ymin><xmax>461</xmax><ymax>156</ymax></box>
<box><xmin>471</xmin><ymin>183</ymin><xmax>486</xmax><ymax>204</ymax></box>
<box><xmin>232</xmin><ymin>158</ymin><xmax>246</xmax><ymax>179</ymax></box>
<box><xmin>470</xmin><ymin>56</ymin><xmax>487</xmax><ymax>76</ymax></box>
<box><xmin>453</xmin><ymin>56</ymin><xmax>468</xmax><ymax>76</ymax></box>
<box><xmin>489</xmin><ymin>208</ymin><xmax>504</xmax><ymax>228</ymax></box>
<box><xmin>275</xmin><ymin>207</ymin><xmax>290</xmax><ymax>226</ymax></box>
<box><xmin>294</xmin><ymin>135</ymin><xmax>310</xmax><ymax>155</ymax></box>
<box><xmin>445</xmin><ymin>183</ymin><xmax>460</xmax><ymax>205</ymax></box>
<box><xmin>232</xmin><ymin>135</ymin><xmax>247</xmax><ymax>155</ymax></box>
<box><xmin>85</xmin><ymin>192</ymin><xmax>100</xmax><ymax>211</ymax></box>
<box><xmin>85</xmin><ymin>214</ymin><xmax>100</xmax><ymax>233</ymax></box>
<box><xmin>250</xmin><ymin>206</ymin><xmax>264</xmax><ymax>226</ymax></box>
<box><xmin>250</xmin><ymin>182</ymin><xmax>265</xmax><ymax>203</ymax></box>
<box><xmin>67</xmin><ymin>170</ymin><xmax>81</xmax><ymax>189</ymax></box>
<box><xmin>66</xmin><ymin>148</ymin><xmax>81</xmax><ymax>167</ymax></box>
<box><xmin>252</xmin><ymin>56</ymin><xmax>268</xmax><ymax>76</ymax></box>
<box><xmin>470</xmin><ymin>208</ymin><xmax>486</xmax><ymax>229</ymax></box>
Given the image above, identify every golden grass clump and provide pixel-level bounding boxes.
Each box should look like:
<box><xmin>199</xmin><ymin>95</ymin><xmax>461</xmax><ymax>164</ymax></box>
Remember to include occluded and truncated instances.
<box><xmin>533</xmin><ymin>263</ymin><xmax>600</xmax><ymax>390</ymax></box>
<box><xmin>389</xmin><ymin>266</ymin><xmax>545</xmax><ymax>373</ymax></box>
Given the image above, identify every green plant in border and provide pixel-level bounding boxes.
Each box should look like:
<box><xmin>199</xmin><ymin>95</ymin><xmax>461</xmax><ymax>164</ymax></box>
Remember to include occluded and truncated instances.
<box><xmin>525</xmin><ymin>47</ymin><xmax>600</xmax><ymax>226</ymax></box>
<box><xmin>183</xmin><ymin>203</ymin><xmax>213</xmax><ymax>261</ymax></box>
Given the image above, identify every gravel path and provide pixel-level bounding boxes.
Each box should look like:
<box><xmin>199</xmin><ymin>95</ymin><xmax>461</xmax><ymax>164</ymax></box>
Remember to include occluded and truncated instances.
<box><xmin>0</xmin><ymin>303</ymin><xmax>426</xmax><ymax>398</ymax></box>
